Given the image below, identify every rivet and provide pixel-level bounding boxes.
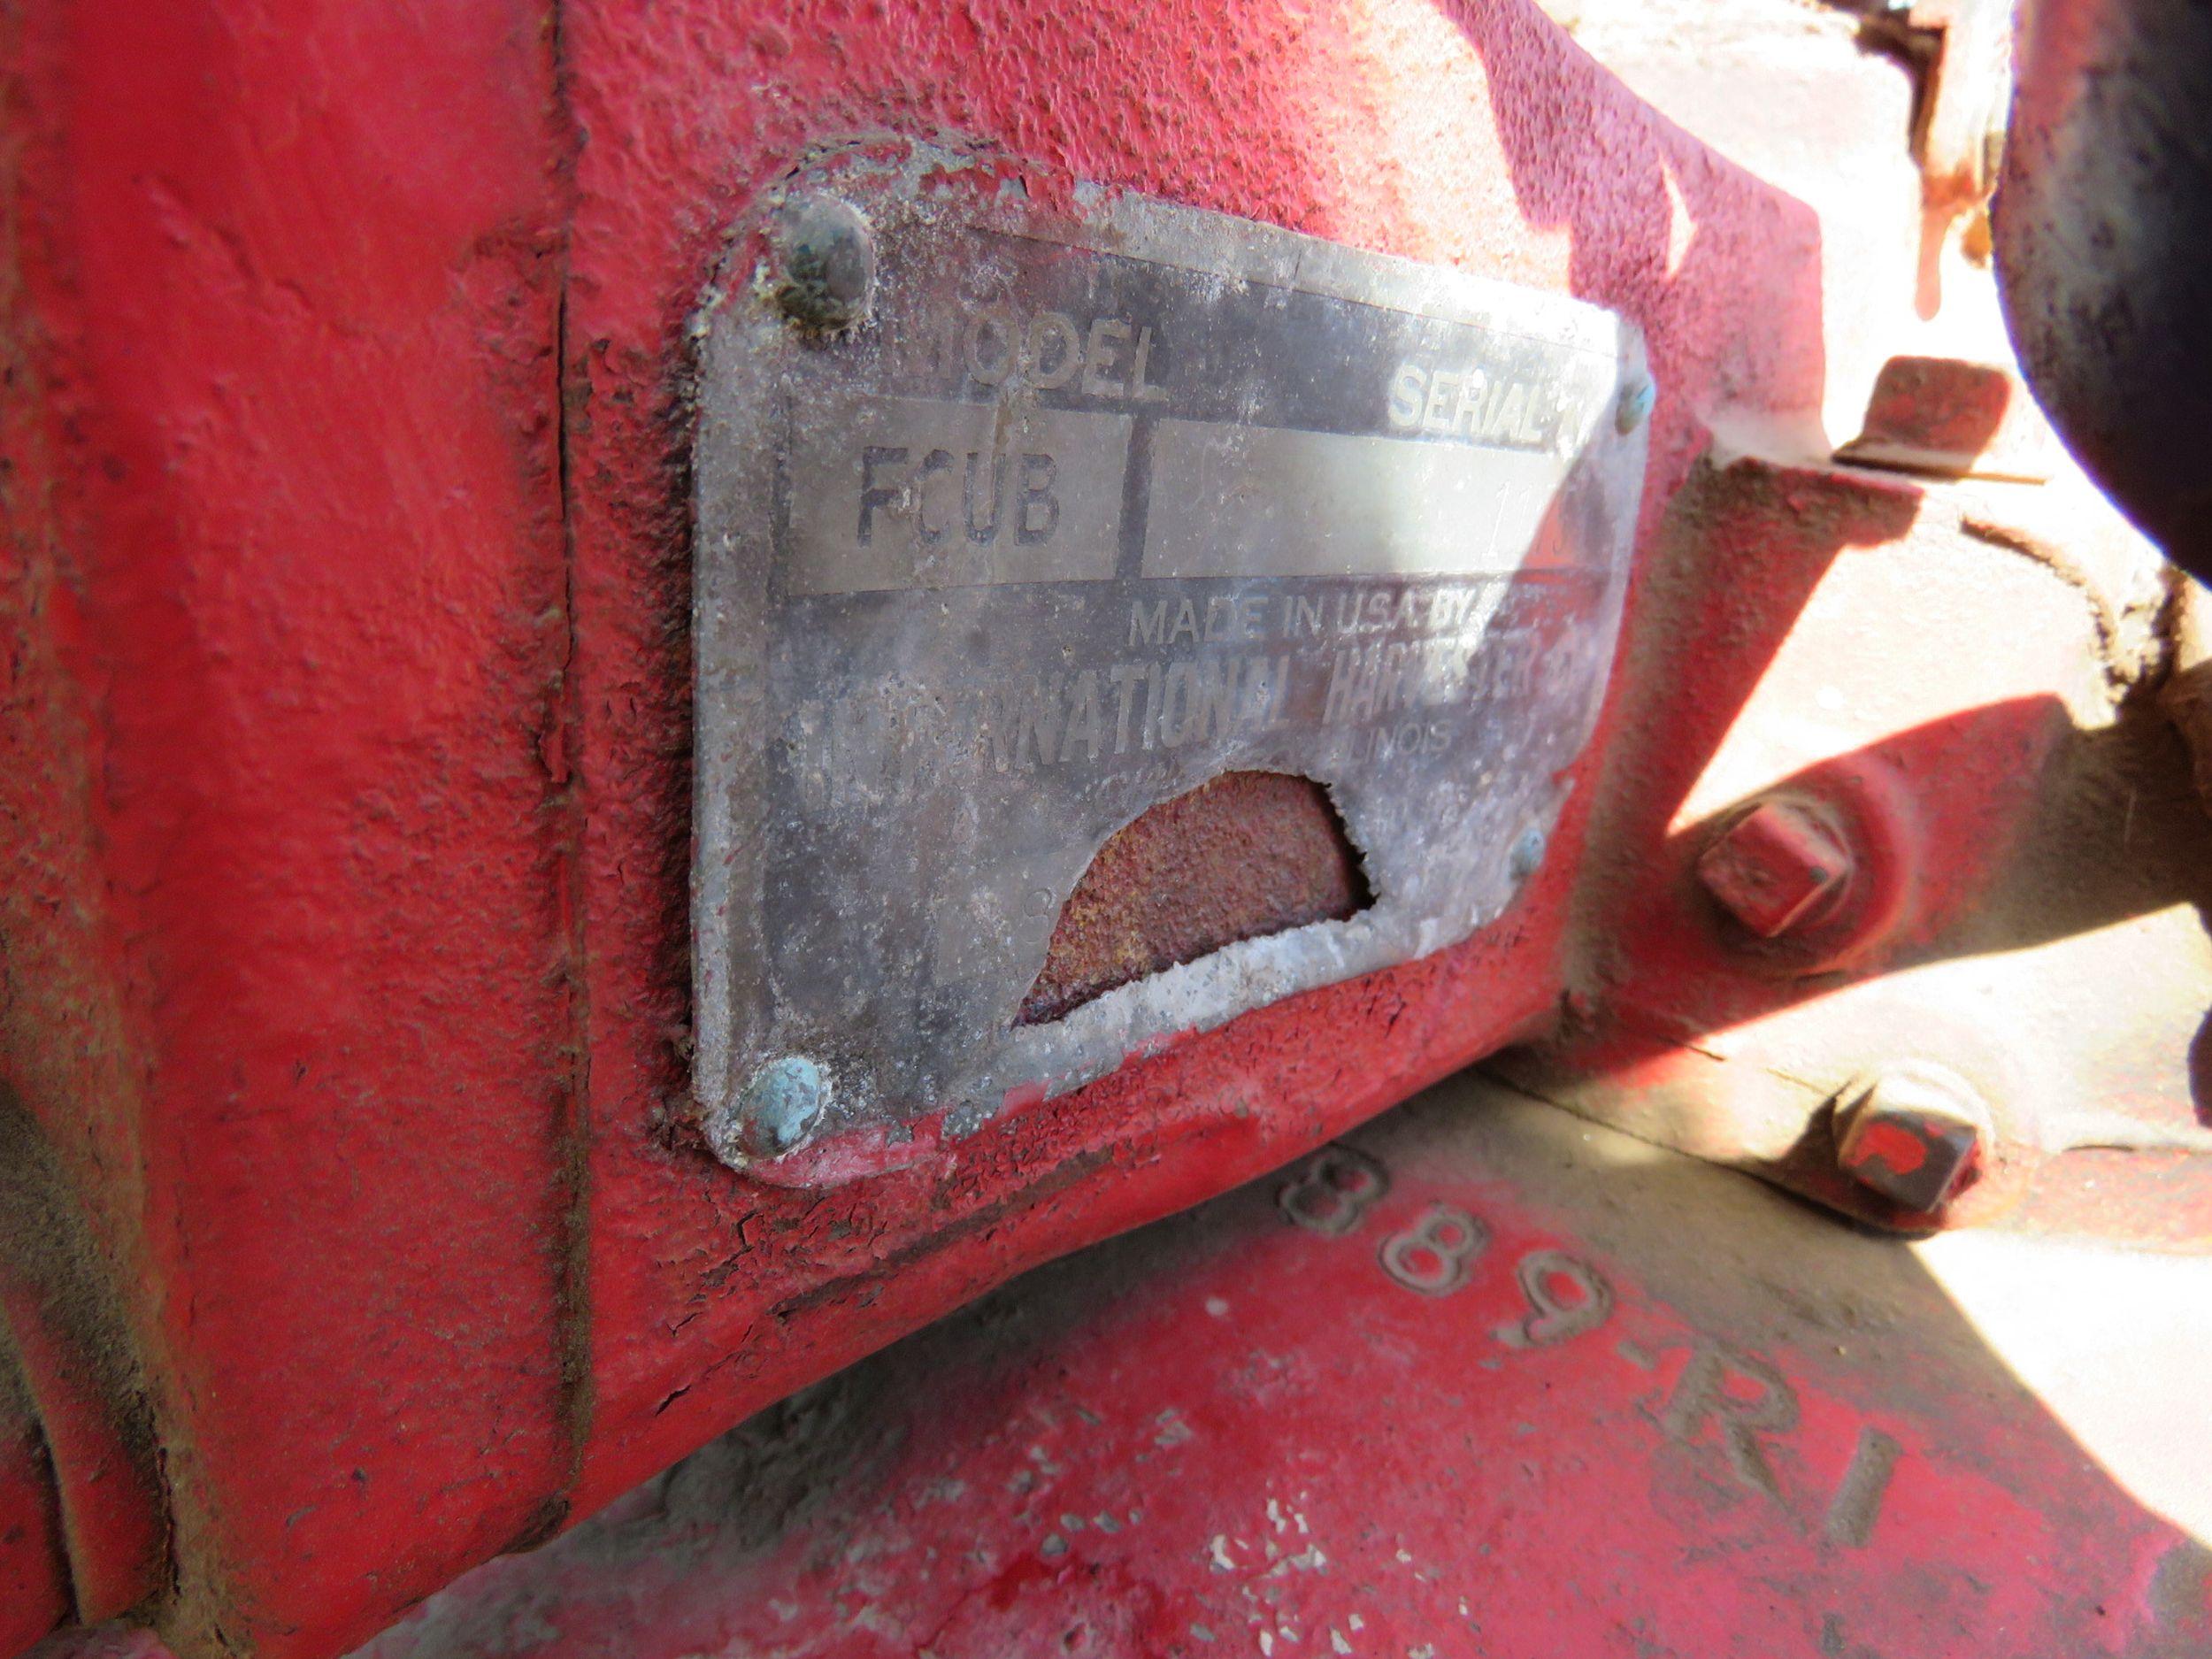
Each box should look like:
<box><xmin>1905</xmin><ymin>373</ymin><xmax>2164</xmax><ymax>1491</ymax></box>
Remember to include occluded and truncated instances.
<box><xmin>717</xmin><ymin>1055</ymin><xmax>828</xmax><ymax>1164</ymax></box>
<box><xmin>775</xmin><ymin>196</ymin><xmax>875</xmax><ymax>330</ymax></box>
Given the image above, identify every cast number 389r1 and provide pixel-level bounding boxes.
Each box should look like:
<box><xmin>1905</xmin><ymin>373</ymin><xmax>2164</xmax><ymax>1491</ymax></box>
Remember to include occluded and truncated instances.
<box><xmin>1273</xmin><ymin>1143</ymin><xmax>1911</xmax><ymax>1553</ymax></box>
<box><xmin>1276</xmin><ymin>1146</ymin><xmax>1611</xmax><ymax>1345</ymax></box>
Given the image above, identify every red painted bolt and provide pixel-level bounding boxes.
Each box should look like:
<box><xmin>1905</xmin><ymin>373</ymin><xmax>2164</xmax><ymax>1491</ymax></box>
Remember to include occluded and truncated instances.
<box><xmin>1834</xmin><ymin>1062</ymin><xmax>1992</xmax><ymax>1213</ymax></box>
<box><xmin>1695</xmin><ymin>797</ymin><xmax>1852</xmax><ymax>938</ymax></box>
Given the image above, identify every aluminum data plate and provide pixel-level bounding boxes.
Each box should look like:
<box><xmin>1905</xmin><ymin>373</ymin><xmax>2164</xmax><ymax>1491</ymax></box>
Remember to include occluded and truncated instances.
<box><xmin>693</xmin><ymin>146</ymin><xmax>1647</xmax><ymax>1161</ymax></box>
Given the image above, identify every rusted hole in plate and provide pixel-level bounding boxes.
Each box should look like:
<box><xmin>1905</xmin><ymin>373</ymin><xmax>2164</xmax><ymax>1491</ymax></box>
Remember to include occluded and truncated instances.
<box><xmin>1018</xmin><ymin>771</ymin><xmax>1373</xmax><ymax>1026</ymax></box>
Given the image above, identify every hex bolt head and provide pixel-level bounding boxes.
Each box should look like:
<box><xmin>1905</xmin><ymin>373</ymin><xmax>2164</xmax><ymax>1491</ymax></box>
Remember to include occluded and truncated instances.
<box><xmin>721</xmin><ymin>1056</ymin><xmax>828</xmax><ymax>1163</ymax></box>
<box><xmin>1696</xmin><ymin>797</ymin><xmax>1852</xmax><ymax>939</ymax></box>
<box><xmin>1834</xmin><ymin>1062</ymin><xmax>1992</xmax><ymax>1213</ymax></box>
<box><xmin>775</xmin><ymin>196</ymin><xmax>875</xmax><ymax>330</ymax></box>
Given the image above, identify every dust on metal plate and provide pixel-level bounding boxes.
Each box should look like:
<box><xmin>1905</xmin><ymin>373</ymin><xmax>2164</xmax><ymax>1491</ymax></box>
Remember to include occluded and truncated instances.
<box><xmin>692</xmin><ymin>147</ymin><xmax>1648</xmax><ymax>1156</ymax></box>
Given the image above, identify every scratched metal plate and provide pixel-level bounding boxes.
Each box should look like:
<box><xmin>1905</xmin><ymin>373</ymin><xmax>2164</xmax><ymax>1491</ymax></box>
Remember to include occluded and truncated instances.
<box><xmin>693</xmin><ymin>146</ymin><xmax>1648</xmax><ymax>1157</ymax></box>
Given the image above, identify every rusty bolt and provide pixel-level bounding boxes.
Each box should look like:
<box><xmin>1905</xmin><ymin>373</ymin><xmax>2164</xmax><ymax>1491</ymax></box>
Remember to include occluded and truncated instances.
<box><xmin>775</xmin><ymin>196</ymin><xmax>875</xmax><ymax>330</ymax></box>
<box><xmin>1695</xmin><ymin>797</ymin><xmax>1852</xmax><ymax>938</ymax></box>
<box><xmin>1834</xmin><ymin>1062</ymin><xmax>1992</xmax><ymax>1213</ymax></box>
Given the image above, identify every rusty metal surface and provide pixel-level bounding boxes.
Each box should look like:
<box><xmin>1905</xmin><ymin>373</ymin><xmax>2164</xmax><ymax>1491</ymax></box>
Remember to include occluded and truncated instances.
<box><xmin>1021</xmin><ymin>772</ymin><xmax>1373</xmax><ymax>1026</ymax></box>
<box><xmin>1879</xmin><ymin>0</ymin><xmax>2012</xmax><ymax>218</ymax></box>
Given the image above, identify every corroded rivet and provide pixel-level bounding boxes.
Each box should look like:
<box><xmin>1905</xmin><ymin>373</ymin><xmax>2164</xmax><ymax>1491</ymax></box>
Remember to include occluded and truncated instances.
<box><xmin>715</xmin><ymin>1056</ymin><xmax>828</xmax><ymax>1164</ymax></box>
<box><xmin>775</xmin><ymin>196</ymin><xmax>875</xmax><ymax>330</ymax></box>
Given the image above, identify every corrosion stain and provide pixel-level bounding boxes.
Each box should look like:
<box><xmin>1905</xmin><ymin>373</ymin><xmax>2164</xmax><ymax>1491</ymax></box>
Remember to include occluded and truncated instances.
<box><xmin>1018</xmin><ymin>771</ymin><xmax>1372</xmax><ymax>1026</ymax></box>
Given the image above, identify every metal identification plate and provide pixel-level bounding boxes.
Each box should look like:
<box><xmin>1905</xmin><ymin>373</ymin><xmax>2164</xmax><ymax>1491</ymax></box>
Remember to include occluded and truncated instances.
<box><xmin>694</xmin><ymin>148</ymin><xmax>1647</xmax><ymax>1163</ymax></box>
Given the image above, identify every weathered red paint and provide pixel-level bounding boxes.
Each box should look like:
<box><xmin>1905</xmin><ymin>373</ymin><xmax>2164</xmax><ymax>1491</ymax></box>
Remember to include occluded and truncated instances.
<box><xmin>550</xmin><ymin>0</ymin><xmax>1822</xmax><ymax>1573</ymax></box>
<box><xmin>48</xmin><ymin>0</ymin><xmax>2200</xmax><ymax>1654</ymax></box>
<box><xmin>0</xmin><ymin>1385</ymin><xmax>66</xmax><ymax>1654</ymax></box>
<box><xmin>320</xmin><ymin>1083</ymin><xmax>2208</xmax><ymax>1658</ymax></box>
<box><xmin>2</xmin><ymin>4</ymin><xmax>577</xmax><ymax>1648</ymax></box>
<box><xmin>1499</xmin><ymin>452</ymin><xmax>2212</xmax><ymax>1242</ymax></box>
<box><xmin>0</xmin><ymin>1226</ymin><xmax>160</xmax><ymax>1630</ymax></box>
